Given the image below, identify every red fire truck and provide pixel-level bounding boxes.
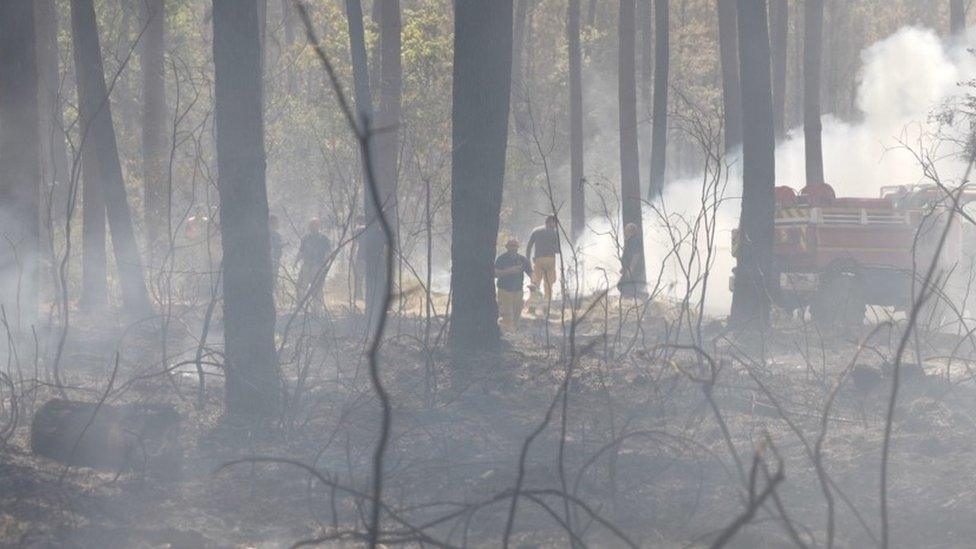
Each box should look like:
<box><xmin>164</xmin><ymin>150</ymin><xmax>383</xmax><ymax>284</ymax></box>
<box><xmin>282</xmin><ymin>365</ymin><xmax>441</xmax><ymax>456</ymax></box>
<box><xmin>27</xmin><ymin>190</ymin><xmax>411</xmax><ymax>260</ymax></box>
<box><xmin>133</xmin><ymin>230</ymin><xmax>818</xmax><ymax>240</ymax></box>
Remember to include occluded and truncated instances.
<box><xmin>732</xmin><ymin>182</ymin><xmax>976</xmax><ymax>328</ymax></box>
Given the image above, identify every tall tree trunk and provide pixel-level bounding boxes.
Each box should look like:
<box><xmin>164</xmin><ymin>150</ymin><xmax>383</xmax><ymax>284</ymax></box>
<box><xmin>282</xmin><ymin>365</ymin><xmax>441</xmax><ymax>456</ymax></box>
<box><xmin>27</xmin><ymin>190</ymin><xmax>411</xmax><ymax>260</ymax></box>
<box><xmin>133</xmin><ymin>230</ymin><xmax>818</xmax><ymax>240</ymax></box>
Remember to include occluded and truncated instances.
<box><xmin>587</xmin><ymin>0</ymin><xmax>597</xmax><ymax>27</ymax></box>
<box><xmin>212</xmin><ymin>0</ymin><xmax>278</xmax><ymax>416</ymax></box>
<box><xmin>640</xmin><ymin>0</ymin><xmax>653</xmax><ymax>122</ymax></box>
<box><xmin>730</xmin><ymin>0</ymin><xmax>775</xmax><ymax>329</ymax></box>
<box><xmin>449</xmin><ymin>0</ymin><xmax>514</xmax><ymax>354</ymax></box>
<box><xmin>717</xmin><ymin>0</ymin><xmax>742</xmax><ymax>152</ymax></box>
<box><xmin>619</xmin><ymin>0</ymin><xmax>647</xmax><ymax>285</ymax></box>
<box><xmin>281</xmin><ymin>0</ymin><xmax>296</xmax><ymax>92</ymax></box>
<box><xmin>140</xmin><ymin>0</ymin><xmax>167</xmax><ymax>259</ymax></box>
<box><xmin>0</xmin><ymin>0</ymin><xmax>42</xmax><ymax>328</ymax></box>
<box><xmin>366</xmin><ymin>0</ymin><xmax>401</xmax><ymax>327</ymax></box>
<box><xmin>568</xmin><ymin>0</ymin><xmax>585</xmax><ymax>242</ymax></box>
<box><xmin>803</xmin><ymin>0</ymin><xmax>824</xmax><ymax>186</ymax></box>
<box><xmin>648</xmin><ymin>0</ymin><xmax>669</xmax><ymax>198</ymax></box>
<box><xmin>951</xmin><ymin>0</ymin><xmax>966</xmax><ymax>36</ymax></box>
<box><xmin>34</xmin><ymin>0</ymin><xmax>70</xmax><ymax>301</ymax></box>
<box><xmin>770</xmin><ymin>0</ymin><xmax>788</xmax><ymax>139</ymax></box>
<box><xmin>70</xmin><ymin>0</ymin><xmax>151</xmax><ymax>314</ymax></box>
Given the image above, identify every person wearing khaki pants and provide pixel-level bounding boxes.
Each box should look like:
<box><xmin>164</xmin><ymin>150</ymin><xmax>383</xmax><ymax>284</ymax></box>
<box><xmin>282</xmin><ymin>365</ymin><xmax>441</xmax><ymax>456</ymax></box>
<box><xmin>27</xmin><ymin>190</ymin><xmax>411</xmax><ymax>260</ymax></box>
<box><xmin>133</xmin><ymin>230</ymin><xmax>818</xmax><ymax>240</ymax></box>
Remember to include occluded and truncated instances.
<box><xmin>494</xmin><ymin>239</ymin><xmax>532</xmax><ymax>331</ymax></box>
<box><xmin>526</xmin><ymin>215</ymin><xmax>561</xmax><ymax>315</ymax></box>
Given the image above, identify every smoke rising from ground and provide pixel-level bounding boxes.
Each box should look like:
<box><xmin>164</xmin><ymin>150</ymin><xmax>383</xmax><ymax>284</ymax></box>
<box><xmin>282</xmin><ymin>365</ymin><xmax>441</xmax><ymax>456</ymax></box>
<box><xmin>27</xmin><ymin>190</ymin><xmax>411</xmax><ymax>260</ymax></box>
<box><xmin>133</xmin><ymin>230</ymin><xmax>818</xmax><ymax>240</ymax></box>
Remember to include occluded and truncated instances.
<box><xmin>574</xmin><ymin>25</ymin><xmax>975</xmax><ymax>317</ymax></box>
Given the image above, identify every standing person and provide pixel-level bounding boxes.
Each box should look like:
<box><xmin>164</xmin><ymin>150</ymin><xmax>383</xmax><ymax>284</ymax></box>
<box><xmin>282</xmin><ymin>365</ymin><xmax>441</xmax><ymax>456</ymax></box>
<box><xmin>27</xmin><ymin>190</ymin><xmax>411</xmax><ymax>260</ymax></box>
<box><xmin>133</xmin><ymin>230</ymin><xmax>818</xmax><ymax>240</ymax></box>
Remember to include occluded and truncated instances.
<box><xmin>268</xmin><ymin>214</ymin><xmax>284</xmax><ymax>288</ymax></box>
<box><xmin>526</xmin><ymin>215</ymin><xmax>561</xmax><ymax>308</ymax></box>
<box><xmin>295</xmin><ymin>218</ymin><xmax>333</xmax><ymax>311</ymax></box>
<box><xmin>495</xmin><ymin>239</ymin><xmax>532</xmax><ymax>331</ymax></box>
<box><xmin>619</xmin><ymin>222</ymin><xmax>646</xmax><ymax>299</ymax></box>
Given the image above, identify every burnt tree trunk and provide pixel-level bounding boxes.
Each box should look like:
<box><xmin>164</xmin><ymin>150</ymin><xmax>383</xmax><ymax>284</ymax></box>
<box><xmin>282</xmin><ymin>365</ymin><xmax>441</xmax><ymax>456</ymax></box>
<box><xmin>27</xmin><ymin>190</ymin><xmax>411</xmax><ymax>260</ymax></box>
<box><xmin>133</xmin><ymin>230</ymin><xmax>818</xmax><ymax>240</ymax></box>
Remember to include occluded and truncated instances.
<box><xmin>769</xmin><ymin>0</ymin><xmax>788</xmax><ymax>139</ymax></box>
<box><xmin>951</xmin><ymin>0</ymin><xmax>966</xmax><ymax>36</ymax></box>
<box><xmin>648</xmin><ymin>0</ymin><xmax>669</xmax><ymax>199</ymax></box>
<box><xmin>0</xmin><ymin>0</ymin><xmax>42</xmax><ymax>328</ymax></box>
<box><xmin>140</xmin><ymin>0</ymin><xmax>167</xmax><ymax>258</ymax></box>
<box><xmin>364</xmin><ymin>0</ymin><xmax>401</xmax><ymax>328</ymax></box>
<box><xmin>281</xmin><ymin>0</ymin><xmax>296</xmax><ymax>93</ymax></box>
<box><xmin>450</xmin><ymin>0</ymin><xmax>514</xmax><ymax>354</ymax></box>
<box><xmin>803</xmin><ymin>0</ymin><xmax>824</xmax><ymax>186</ymax></box>
<box><xmin>717</xmin><ymin>0</ymin><xmax>742</xmax><ymax>152</ymax></box>
<box><xmin>568</xmin><ymin>0</ymin><xmax>585</xmax><ymax>242</ymax></box>
<box><xmin>212</xmin><ymin>0</ymin><xmax>278</xmax><ymax>416</ymax></box>
<box><xmin>640</xmin><ymin>0</ymin><xmax>653</xmax><ymax>126</ymax></box>
<box><xmin>619</xmin><ymin>0</ymin><xmax>648</xmax><ymax>288</ymax></box>
<box><xmin>34</xmin><ymin>0</ymin><xmax>70</xmax><ymax>273</ymax></box>
<box><xmin>70</xmin><ymin>0</ymin><xmax>151</xmax><ymax>314</ymax></box>
<box><xmin>730</xmin><ymin>0</ymin><xmax>775</xmax><ymax>329</ymax></box>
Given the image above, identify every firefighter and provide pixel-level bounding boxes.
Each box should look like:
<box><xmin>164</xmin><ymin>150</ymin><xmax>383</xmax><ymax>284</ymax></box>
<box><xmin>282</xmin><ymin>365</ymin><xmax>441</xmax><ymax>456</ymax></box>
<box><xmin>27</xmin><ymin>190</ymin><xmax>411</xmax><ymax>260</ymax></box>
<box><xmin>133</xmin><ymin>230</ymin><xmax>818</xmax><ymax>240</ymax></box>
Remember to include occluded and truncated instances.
<box><xmin>295</xmin><ymin>218</ymin><xmax>333</xmax><ymax>310</ymax></box>
<box><xmin>495</xmin><ymin>238</ymin><xmax>532</xmax><ymax>331</ymax></box>
<box><xmin>526</xmin><ymin>215</ymin><xmax>561</xmax><ymax>311</ymax></box>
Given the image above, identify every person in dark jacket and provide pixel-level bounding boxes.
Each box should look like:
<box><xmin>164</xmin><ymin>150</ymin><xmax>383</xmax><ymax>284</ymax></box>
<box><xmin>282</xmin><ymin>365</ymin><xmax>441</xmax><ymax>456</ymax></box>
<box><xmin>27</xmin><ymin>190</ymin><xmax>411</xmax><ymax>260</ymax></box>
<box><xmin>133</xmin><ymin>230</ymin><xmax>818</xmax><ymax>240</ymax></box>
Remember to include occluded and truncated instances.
<box><xmin>495</xmin><ymin>239</ymin><xmax>532</xmax><ymax>330</ymax></box>
<box><xmin>295</xmin><ymin>218</ymin><xmax>333</xmax><ymax>310</ymax></box>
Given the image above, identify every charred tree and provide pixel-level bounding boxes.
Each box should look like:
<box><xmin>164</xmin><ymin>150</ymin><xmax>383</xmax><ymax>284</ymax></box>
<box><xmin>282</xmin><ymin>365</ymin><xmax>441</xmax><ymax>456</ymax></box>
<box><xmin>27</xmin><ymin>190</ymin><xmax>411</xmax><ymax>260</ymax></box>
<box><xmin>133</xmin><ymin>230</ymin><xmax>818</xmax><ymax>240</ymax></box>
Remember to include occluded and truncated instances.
<box><xmin>619</xmin><ymin>0</ymin><xmax>643</xmax><ymax>230</ymax></box>
<box><xmin>648</xmin><ymin>0</ymin><xmax>669</xmax><ymax>198</ymax></box>
<box><xmin>803</xmin><ymin>0</ymin><xmax>824</xmax><ymax>186</ymax></box>
<box><xmin>34</xmin><ymin>0</ymin><xmax>70</xmax><ymax>217</ymax></box>
<box><xmin>569</xmin><ymin>0</ymin><xmax>585</xmax><ymax>242</ymax></box>
<box><xmin>140</xmin><ymin>0</ymin><xmax>167</xmax><ymax>257</ymax></box>
<box><xmin>640</xmin><ymin>0</ymin><xmax>653</xmax><ymax>123</ymax></box>
<box><xmin>951</xmin><ymin>0</ymin><xmax>966</xmax><ymax>36</ymax></box>
<box><xmin>729</xmin><ymin>0</ymin><xmax>775</xmax><ymax>329</ymax></box>
<box><xmin>770</xmin><ymin>0</ymin><xmax>788</xmax><ymax>139</ymax></box>
<box><xmin>450</xmin><ymin>0</ymin><xmax>514</xmax><ymax>353</ymax></box>
<box><xmin>212</xmin><ymin>0</ymin><xmax>278</xmax><ymax>416</ymax></box>
<box><xmin>717</xmin><ymin>0</ymin><xmax>742</xmax><ymax>152</ymax></box>
<box><xmin>365</xmin><ymin>0</ymin><xmax>401</xmax><ymax>328</ymax></box>
<box><xmin>0</xmin><ymin>0</ymin><xmax>42</xmax><ymax>326</ymax></box>
<box><xmin>70</xmin><ymin>0</ymin><xmax>151</xmax><ymax>314</ymax></box>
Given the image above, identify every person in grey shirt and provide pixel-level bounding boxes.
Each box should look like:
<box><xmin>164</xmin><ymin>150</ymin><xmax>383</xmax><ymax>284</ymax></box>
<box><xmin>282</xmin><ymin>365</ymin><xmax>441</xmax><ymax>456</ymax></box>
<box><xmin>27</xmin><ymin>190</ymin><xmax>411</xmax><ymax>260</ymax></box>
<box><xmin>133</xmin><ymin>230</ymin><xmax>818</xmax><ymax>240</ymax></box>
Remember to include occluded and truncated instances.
<box><xmin>525</xmin><ymin>215</ymin><xmax>561</xmax><ymax>308</ymax></box>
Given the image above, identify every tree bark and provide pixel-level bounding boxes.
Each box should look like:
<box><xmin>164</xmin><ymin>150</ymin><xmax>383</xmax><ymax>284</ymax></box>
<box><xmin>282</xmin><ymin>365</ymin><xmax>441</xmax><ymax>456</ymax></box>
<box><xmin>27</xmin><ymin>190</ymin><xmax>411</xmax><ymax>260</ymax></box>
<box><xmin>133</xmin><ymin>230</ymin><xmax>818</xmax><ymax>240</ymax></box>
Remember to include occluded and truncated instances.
<box><xmin>648</xmin><ymin>0</ymin><xmax>669</xmax><ymax>198</ymax></box>
<box><xmin>70</xmin><ymin>0</ymin><xmax>151</xmax><ymax>314</ymax></box>
<box><xmin>366</xmin><ymin>0</ymin><xmax>401</xmax><ymax>327</ymax></box>
<box><xmin>619</xmin><ymin>0</ymin><xmax>647</xmax><ymax>287</ymax></box>
<box><xmin>730</xmin><ymin>0</ymin><xmax>776</xmax><ymax>329</ymax></box>
<box><xmin>717</xmin><ymin>0</ymin><xmax>742</xmax><ymax>152</ymax></box>
<box><xmin>803</xmin><ymin>0</ymin><xmax>824</xmax><ymax>186</ymax></box>
<box><xmin>769</xmin><ymin>0</ymin><xmax>788</xmax><ymax>139</ymax></box>
<box><xmin>951</xmin><ymin>0</ymin><xmax>966</xmax><ymax>36</ymax></box>
<box><xmin>640</xmin><ymin>0</ymin><xmax>653</xmax><ymax>122</ymax></box>
<box><xmin>0</xmin><ymin>0</ymin><xmax>42</xmax><ymax>327</ymax></box>
<box><xmin>568</xmin><ymin>0</ymin><xmax>585</xmax><ymax>242</ymax></box>
<box><xmin>33</xmin><ymin>0</ymin><xmax>68</xmax><ymax>309</ymax></box>
<box><xmin>212</xmin><ymin>0</ymin><xmax>278</xmax><ymax>416</ymax></box>
<box><xmin>449</xmin><ymin>0</ymin><xmax>514</xmax><ymax>354</ymax></box>
<box><xmin>140</xmin><ymin>0</ymin><xmax>167</xmax><ymax>258</ymax></box>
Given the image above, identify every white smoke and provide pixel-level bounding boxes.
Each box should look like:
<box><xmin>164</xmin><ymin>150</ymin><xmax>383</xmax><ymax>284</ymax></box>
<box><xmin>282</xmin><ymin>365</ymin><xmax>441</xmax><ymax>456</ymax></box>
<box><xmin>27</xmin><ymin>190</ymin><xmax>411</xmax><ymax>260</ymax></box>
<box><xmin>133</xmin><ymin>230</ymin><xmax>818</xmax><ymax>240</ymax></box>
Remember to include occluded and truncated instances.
<box><xmin>575</xmin><ymin>25</ymin><xmax>975</xmax><ymax>317</ymax></box>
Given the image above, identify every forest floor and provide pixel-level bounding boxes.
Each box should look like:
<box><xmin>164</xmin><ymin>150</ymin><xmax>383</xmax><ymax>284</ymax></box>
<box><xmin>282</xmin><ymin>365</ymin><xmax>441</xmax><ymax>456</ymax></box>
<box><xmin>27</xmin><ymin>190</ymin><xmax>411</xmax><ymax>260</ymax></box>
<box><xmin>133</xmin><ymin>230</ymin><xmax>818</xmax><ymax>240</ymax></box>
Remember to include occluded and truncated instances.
<box><xmin>3</xmin><ymin>297</ymin><xmax>976</xmax><ymax>548</ymax></box>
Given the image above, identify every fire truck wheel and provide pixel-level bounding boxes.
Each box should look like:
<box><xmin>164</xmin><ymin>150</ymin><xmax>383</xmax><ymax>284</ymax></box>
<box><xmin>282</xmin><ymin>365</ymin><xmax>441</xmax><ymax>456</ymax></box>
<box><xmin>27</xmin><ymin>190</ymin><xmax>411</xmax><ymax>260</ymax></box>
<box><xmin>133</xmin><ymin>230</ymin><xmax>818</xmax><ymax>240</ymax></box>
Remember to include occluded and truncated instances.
<box><xmin>810</xmin><ymin>273</ymin><xmax>866</xmax><ymax>331</ymax></box>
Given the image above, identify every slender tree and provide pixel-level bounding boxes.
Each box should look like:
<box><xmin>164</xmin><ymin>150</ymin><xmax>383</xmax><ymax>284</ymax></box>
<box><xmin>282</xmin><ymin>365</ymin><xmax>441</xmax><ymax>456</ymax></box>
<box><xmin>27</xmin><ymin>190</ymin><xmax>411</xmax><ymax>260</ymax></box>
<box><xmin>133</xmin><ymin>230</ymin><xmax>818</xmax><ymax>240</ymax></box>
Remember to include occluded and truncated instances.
<box><xmin>717</xmin><ymin>0</ymin><xmax>742</xmax><ymax>152</ymax></box>
<box><xmin>951</xmin><ymin>0</ymin><xmax>966</xmax><ymax>36</ymax></box>
<box><xmin>450</xmin><ymin>0</ymin><xmax>514</xmax><ymax>353</ymax></box>
<box><xmin>770</xmin><ymin>0</ymin><xmax>788</xmax><ymax>139</ymax></box>
<box><xmin>34</xmin><ymin>0</ymin><xmax>70</xmax><ymax>297</ymax></box>
<box><xmin>619</xmin><ymin>0</ymin><xmax>648</xmax><ymax>288</ymax></box>
<box><xmin>366</xmin><ymin>0</ymin><xmax>402</xmax><ymax>327</ymax></box>
<box><xmin>141</xmin><ymin>0</ymin><xmax>167</xmax><ymax>257</ymax></box>
<box><xmin>648</xmin><ymin>0</ymin><xmax>669</xmax><ymax>198</ymax></box>
<box><xmin>568</xmin><ymin>0</ymin><xmax>585</xmax><ymax>242</ymax></box>
<box><xmin>70</xmin><ymin>0</ymin><xmax>151</xmax><ymax>314</ymax></box>
<box><xmin>730</xmin><ymin>0</ymin><xmax>776</xmax><ymax>329</ymax></box>
<box><xmin>212</xmin><ymin>0</ymin><xmax>278</xmax><ymax>416</ymax></box>
<box><xmin>640</xmin><ymin>0</ymin><xmax>653</xmax><ymax>123</ymax></box>
<box><xmin>803</xmin><ymin>0</ymin><xmax>824</xmax><ymax>186</ymax></box>
<box><xmin>0</xmin><ymin>0</ymin><xmax>42</xmax><ymax>327</ymax></box>
<box><xmin>281</xmin><ymin>0</ymin><xmax>297</xmax><ymax>92</ymax></box>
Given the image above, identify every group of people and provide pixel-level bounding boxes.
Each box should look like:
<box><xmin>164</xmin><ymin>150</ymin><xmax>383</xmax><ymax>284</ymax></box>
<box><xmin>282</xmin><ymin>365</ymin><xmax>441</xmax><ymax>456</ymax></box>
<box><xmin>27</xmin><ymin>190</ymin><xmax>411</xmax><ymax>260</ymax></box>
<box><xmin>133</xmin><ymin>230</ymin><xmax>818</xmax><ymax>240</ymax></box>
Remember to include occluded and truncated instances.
<box><xmin>493</xmin><ymin>216</ymin><xmax>646</xmax><ymax>331</ymax></box>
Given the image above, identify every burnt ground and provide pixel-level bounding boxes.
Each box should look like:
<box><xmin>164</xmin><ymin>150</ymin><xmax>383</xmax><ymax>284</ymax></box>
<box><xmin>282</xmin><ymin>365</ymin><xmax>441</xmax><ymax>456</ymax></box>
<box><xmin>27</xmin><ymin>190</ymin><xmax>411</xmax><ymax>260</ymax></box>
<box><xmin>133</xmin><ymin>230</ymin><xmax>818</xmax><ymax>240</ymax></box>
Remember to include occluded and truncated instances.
<box><xmin>3</xmin><ymin>301</ymin><xmax>976</xmax><ymax>548</ymax></box>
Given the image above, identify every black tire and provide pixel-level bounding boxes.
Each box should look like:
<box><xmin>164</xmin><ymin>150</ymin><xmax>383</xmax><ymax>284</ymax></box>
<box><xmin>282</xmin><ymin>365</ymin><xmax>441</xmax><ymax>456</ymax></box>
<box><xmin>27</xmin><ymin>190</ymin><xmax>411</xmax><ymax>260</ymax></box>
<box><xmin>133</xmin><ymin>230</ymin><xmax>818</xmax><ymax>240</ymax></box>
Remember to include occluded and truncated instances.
<box><xmin>810</xmin><ymin>271</ymin><xmax>866</xmax><ymax>331</ymax></box>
